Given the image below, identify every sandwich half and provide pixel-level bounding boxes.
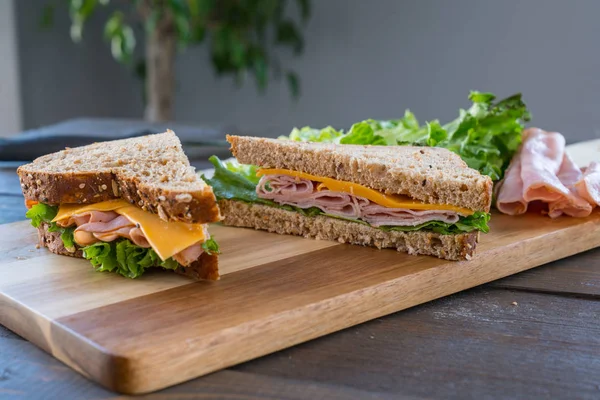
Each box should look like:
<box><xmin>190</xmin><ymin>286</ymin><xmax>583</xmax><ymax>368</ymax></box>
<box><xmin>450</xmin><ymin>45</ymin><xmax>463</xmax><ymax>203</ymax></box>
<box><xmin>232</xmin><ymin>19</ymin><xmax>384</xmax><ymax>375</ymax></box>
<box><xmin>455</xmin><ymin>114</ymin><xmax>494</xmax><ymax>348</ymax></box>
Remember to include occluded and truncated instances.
<box><xmin>205</xmin><ymin>135</ymin><xmax>493</xmax><ymax>260</ymax></box>
<box><xmin>17</xmin><ymin>130</ymin><xmax>221</xmax><ymax>280</ymax></box>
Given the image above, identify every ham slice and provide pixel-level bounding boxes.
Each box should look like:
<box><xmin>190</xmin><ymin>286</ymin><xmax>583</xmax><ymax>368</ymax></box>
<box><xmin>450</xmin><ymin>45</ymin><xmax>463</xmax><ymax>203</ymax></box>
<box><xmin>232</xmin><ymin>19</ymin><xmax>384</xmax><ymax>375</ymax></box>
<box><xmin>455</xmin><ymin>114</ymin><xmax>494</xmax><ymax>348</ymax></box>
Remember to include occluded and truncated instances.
<box><xmin>172</xmin><ymin>242</ymin><xmax>204</xmax><ymax>266</ymax></box>
<box><xmin>61</xmin><ymin>210</ymin><xmax>204</xmax><ymax>266</ymax></box>
<box><xmin>575</xmin><ymin>162</ymin><xmax>600</xmax><ymax>206</ymax></box>
<box><xmin>360</xmin><ymin>204</ymin><xmax>460</xmax><ymax>227</ymax></box>
<box><xmin>496</xmin><ymin>128</ymin><xmax>599</xmax><ymax>218</ymax></box>
<box><xmin>494</xmin><ymin>155</ymin><xmax>527</xmax><ymax>215</ymax></box>
<box><xmin>77</xmin><ymin>215</ymin><xmax>136</xmax><ymax>234</ymax></box>
<box><xmin>129</xmin><ymin>227</ymin><xmax>151</xmax><ymax>248</ymax></box>
<box><xmin>256</xmin><ymin>175</ymin><xmax>463</xmax><ymax>227</ymax></box>
<box><xmin>520</xmin><ymin>129</ymin><xmax>568</xmax><ymax>202</ymax></box>
<box><xmin>257</xmin><ymin>174</ymin><xmax>363</xmax><ymax>219</ymax></box>
<box><xmin>547</xmin><ymin>154</ymin><xmax>592</xmax><ymax>218</ymax></box>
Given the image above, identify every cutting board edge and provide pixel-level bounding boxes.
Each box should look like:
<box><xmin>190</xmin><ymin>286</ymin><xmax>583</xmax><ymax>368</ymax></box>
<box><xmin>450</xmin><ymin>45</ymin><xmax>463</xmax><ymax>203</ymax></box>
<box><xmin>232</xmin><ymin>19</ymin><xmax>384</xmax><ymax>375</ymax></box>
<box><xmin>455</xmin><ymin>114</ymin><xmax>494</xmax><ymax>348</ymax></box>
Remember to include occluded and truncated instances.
<box><xmin>49</xmin><ymin>216</ymin><xmax>600</xmax><ymax>394</ymax></box>
<box><xmin>0</xmin><ymin>291</ymin><xmax>124</xmax><ymax>389</ymax></box>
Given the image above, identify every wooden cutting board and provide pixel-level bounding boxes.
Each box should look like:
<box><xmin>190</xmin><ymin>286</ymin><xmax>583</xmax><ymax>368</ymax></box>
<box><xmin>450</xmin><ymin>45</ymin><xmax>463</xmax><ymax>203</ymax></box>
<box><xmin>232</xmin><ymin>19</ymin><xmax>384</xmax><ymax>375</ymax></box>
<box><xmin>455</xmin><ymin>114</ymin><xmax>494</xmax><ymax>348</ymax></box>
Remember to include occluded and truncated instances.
<box><xmin>1</xmin><ymin>213</ymin><xmax>600</xmax><ymax>394</ymax></box>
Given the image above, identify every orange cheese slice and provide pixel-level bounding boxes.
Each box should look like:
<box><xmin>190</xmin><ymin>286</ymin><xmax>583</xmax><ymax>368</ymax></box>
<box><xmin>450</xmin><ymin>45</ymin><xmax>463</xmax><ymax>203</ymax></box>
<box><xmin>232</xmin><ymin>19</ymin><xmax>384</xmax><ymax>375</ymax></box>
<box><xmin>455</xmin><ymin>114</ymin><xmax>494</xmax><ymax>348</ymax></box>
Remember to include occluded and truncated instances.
<box><xmin>53</xmin><ymin>199</ymin><xmax>206</xmax><ymax>260</ymax></box>
<box><xmin>257</xmin><ymin>168</ymin><xmax>474</xmax><ymax>215</ymax></box>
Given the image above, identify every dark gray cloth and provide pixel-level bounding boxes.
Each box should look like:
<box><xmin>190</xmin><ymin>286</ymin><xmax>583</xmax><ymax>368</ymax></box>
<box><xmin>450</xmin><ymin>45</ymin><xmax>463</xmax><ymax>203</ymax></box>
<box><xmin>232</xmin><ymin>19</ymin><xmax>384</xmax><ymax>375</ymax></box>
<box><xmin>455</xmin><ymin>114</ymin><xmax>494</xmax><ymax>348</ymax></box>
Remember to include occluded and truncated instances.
<box><xmin>0</xmin><ymin>118</ymin><xmax>239</xmax><ymax>161</ymax></box>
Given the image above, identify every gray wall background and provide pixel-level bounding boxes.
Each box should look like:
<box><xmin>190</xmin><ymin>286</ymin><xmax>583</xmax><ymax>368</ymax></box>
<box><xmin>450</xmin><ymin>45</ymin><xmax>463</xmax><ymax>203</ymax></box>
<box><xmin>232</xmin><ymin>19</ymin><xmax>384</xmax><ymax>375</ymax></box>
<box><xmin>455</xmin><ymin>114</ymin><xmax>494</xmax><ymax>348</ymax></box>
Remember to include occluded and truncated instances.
<box><xmin>16</xmin><ymin>0</ymin><xmax>600</xmax><ymax>142</ymax></box>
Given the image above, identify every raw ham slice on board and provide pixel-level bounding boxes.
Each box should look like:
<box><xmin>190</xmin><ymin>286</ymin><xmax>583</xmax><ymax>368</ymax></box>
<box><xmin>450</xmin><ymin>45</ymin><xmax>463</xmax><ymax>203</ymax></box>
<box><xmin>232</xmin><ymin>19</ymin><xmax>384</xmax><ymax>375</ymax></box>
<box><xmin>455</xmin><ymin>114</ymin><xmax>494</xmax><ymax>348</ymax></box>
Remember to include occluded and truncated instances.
<box><xmin>575</xmin><ymin>162</ymin><xmax>600</xmax><ymax>206</ymax></box>
<box><xmin>496</xmin><ymin>128</ymin><xmax>599</xmax><ymax>217</ymax></box>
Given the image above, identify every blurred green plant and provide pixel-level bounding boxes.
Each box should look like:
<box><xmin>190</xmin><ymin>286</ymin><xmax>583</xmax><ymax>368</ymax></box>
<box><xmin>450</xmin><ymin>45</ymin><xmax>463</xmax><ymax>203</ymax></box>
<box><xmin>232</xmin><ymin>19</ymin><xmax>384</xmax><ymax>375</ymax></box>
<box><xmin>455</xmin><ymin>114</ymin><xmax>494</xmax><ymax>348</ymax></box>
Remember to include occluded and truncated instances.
<box><xmin>41</xmin><ymin>0</ymin><xmax>311</xmax><ymax>122</ymax></box>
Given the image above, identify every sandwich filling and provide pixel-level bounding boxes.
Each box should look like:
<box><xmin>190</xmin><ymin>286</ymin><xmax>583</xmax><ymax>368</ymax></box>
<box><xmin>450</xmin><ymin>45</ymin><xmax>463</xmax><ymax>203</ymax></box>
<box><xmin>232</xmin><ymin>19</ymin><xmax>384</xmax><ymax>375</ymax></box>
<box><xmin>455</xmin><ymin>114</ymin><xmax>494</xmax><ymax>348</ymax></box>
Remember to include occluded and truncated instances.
<box><xmin>25</xmin><ymin>200</ymin><xmax>219</xmax><ymax>278</ymax></box>
<box><xmin>256</xmin><ymin>169</ymin><xmax>472</xmax><ymax>227</ymax></box>
<box><xmin>204</xmin><ymin>156</ymin><xmax>491</xmax><ymax>234</ymax></box>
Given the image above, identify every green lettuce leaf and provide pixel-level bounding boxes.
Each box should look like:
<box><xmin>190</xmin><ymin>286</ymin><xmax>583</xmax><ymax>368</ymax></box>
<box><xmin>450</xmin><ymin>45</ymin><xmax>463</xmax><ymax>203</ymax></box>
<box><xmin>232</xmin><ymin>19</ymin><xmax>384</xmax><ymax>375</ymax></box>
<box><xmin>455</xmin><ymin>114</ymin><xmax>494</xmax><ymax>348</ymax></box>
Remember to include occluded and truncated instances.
<box><xmin>281</xmin><ymin>126</ymin><xmax>344</xmax><ymax>143</ymax></box>
<box><xmin>202</xmin><ymin>155</ymin><xmax>269</xmax><ymax>205</ymax></box>
<box><xmin>25</xmin><ymin>203</ymin><xmax>75</xmax><ymax>252</ymax></box>
<box><xmin>60</xmin><ymin>228</ymin><xmax>76</xmax><ymax>253</ymax></box>
<box><xmin>82</xmin><ymin>239</ymin><xmax>181</xmax><ymax>279</ymax></box>
<box><xmin>220</xmin><ymin>159</ymin><xmax>262</xmax><ymax>185</ymax></box>
<box><xmin>203</xmin><ymin>155</ymin><xmax>323</xmax><ymax>217</ymax></box>
<box><xmin>25</xmin><ymin>203</ymin><xmax>58</xmax><ymax>228</ymax></box>
<box><xmin>202</xmin><ymin>238</ymin><xmax>220</xmax><ymax>255</ymax></box>
<box><xmin>204</xmin><ymin>156</ymin><xmax>490</xmax><ymax>234</ymax></box>
<box><xmin>83</xmin><ymin>242</ymin><xmax>118</xmax><ymax>272</ymax></box>
<box><xmin>340</xmin><ymin>121</ymin><xmax>388</xmax><ymax>146</ymax></box>
<box><xmin>282</xmin><ymin>91</ymin><xmax>530</xmax><ymax>181</ymax></box>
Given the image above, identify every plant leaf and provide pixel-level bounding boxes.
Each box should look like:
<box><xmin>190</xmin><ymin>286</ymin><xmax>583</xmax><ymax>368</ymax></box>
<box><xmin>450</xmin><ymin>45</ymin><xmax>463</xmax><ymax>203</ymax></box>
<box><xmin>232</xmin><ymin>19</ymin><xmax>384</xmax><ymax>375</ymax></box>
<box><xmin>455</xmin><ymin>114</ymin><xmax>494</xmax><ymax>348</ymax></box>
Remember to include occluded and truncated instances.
<box><xmin>174</xmin><ymin>13</ymin><xmax>191</xmax><ymax>47</ymax></box>
<box><xmin>145</xmin><ymin>9</ymin><xmax>160</xmax><ymax>35</ymax></box>
<box><xmin>39</xmin><ymin>4</ymin><xmax>55</xmax><ymax>29</ymax></box>
<box><xmin>104</xmin><ymin>11</ymin><xmax>123</xmax><ymax>40</ymax></box>
<box><xmin>296</xmin><ymin>0</ymin><xmax>311</xmax><ymax>24</ymax></box>
<box><xmin>276</xmin><ymin>20</ymin><xmax>303</xmax><ymax>54</ymax></box>
<box><xmin>286</xmin><ymin>71</ymin><xmax>300</xmax><ymax>98</ymax></box>
<box><xmin>253</xmin><ymin>53</ymin><xmax>268</xmax><ymax>90</ymax></box>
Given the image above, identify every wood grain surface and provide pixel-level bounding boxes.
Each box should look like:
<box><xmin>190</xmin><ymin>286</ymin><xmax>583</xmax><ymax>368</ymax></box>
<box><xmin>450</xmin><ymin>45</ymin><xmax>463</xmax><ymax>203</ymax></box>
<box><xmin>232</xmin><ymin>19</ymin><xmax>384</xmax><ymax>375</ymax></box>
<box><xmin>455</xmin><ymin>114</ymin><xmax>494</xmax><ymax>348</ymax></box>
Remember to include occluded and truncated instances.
<box><xmin>1</xmin><ymin>210</ymin><xmax>600</xmax><ymax>395</ymax></box>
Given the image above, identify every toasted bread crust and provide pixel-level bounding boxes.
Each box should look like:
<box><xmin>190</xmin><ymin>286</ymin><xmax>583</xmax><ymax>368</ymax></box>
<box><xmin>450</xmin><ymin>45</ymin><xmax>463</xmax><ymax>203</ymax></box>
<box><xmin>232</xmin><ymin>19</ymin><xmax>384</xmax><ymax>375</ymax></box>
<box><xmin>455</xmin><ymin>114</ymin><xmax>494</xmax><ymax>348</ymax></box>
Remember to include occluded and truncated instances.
<box><xmin>227</xmin><ymin>135</ymin><xmax>493</xmax><ymax>213</ymax></box>
<box><xmin>18</xmin><ymin>131</ymin><xmax>221</xmax><ymax>224</ymax></box>
<box><xmin>37</xmin><ymin>222</ymin><xmax>219</xmax><ymax>281</ymax></box>
<box><xmin>18</xmin><ymin>170</ymin><xmax>220</xmax><ymax>224</ymax></box>
<box><xmin>219</xmin><ymin>200</ymin><xmax>480</xmax><ymax>261</ymax></box>
<box><xmin>175</xmin><ymin>254</ymin><xmax>220</xmax><ymax>281</ymax></box>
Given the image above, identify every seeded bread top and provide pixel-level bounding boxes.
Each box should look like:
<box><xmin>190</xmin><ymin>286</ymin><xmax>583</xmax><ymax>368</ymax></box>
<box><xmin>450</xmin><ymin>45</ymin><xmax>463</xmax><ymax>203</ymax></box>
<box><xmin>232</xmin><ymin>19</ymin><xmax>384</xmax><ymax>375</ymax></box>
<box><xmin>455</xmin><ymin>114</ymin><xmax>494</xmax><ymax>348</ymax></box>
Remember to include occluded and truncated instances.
<box><xmin>18</xmin><ymin>130</ymin><xmax>220</xmax><ymax>224</ymax></box>
<box><xmin>227</xmin><ymin>135</ymin><xmax>493</xmax><ymax>212</ymax></box>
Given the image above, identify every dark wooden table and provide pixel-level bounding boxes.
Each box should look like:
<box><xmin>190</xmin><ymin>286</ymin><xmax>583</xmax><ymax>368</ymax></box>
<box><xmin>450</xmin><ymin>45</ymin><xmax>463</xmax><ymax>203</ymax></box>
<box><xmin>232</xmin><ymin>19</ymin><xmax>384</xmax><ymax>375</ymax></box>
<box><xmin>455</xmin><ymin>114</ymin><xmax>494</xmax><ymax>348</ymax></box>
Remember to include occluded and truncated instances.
<box><xmin>1</xmin><ymin>165</ymin><xmax>600</xmax><ymax>400</ymax></box>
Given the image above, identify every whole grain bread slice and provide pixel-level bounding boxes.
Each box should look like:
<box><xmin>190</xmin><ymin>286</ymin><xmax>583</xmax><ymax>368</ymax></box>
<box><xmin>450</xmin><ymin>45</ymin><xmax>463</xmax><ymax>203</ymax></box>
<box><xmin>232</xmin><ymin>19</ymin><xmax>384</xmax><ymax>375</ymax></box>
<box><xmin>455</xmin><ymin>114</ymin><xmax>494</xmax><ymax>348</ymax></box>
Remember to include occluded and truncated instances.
<box><xmin>37</xmin><ymin>222</ymin><xmax>219</xmax><ymax>280</ymax></box>
<box><xmin>18</xmin><ymin>130</ymin><xmax>220</xmax><ymax>224</ymax></box>
<box><xmin>227</xmin><ymin>135</ymin><xmax>493</xmax><ymax>213</ymax></box>
<box><xmin>219</xmin><ymin>200</ymin><xmax>480</xmax><ymax>261</ymax></box>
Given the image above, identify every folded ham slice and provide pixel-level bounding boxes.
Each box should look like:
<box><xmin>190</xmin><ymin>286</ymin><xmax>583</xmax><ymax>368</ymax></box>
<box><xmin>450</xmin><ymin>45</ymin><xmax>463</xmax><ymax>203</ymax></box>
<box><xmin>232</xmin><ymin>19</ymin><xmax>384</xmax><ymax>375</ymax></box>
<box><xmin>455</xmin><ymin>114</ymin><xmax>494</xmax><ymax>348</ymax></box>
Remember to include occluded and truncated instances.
<box><xmin>520</xmin><ymin>129</ymin><xmax>569</xmax><ymax>202</ymax></box>
<box><xmin>547</xmin><ymin>153</ymin><xmax>592</xmax><ymax>218</ymax></box>
<box><xmin>172</xmin><ymin>242</ymin><xmax>204</xmax><ymax>266</ymax></box>
<box><xmin>575</xmin><ymin>162</ymin><xmax>600</xmax><ymax>206</ymax></box>
<box><xmin>496</xmin><ymin>128</ymin><xmax>599</xmax><ymax>217</ymax></box>
<box><xmin>256</xmin><ymin>175</ymin><xmax>462</xmax><ymax>227</ymax></box>
<box><xmin>360</xmin><ymin>204</ymin><xmax>460</xmax><ymax>226</ymax></box>
<box><xmin>58</xmin><ymin>210</ymin><xmax>204</xmax><ymax>266</ymax></box>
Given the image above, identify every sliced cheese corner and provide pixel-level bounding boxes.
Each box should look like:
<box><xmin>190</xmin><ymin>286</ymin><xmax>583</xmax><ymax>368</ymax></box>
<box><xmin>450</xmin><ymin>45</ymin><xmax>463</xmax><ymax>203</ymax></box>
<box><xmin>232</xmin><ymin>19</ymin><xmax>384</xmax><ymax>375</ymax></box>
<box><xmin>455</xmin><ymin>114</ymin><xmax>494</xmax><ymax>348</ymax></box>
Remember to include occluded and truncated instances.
<box><xmin>257</xmin><ymin>168</ymin><xmax>474</xmax><ymax>215</ymax></box>
<box><xmin>53</xmin><ymin>199</ymin><xmax>131</xmax><ymax>221</ymax></box>
<box><xmin>53</xmin><ymin>199</ymin><xmax>206</xmax><ymax>261</ymax></box>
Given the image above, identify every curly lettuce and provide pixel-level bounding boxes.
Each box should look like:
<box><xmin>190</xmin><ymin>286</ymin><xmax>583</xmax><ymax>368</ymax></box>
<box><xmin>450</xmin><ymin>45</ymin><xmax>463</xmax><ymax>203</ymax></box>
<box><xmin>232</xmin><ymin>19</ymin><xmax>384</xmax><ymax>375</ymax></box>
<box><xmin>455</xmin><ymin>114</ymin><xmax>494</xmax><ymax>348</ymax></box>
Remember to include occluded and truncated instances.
<box><xmin>281</xmin><ymin>91</ymin><xmax>530</xmax><ymax>181</ymax></box>
<box><xmin>282</xmin><ymin>126</ymin><xmax>344</xmax><ymax>143</ymax></box>
<box><xmin>82</xmin><ymin>240</ymin><xmax>179</xmax><ymax>279</ymax></box>
<box><xmin>202</xmin><ymin>238</ymin><xmax>220</xmax><ymax>255</ymax></box>
<box><xmin>203</xmin><ymin>156</ymin><xmax>490</xmax><ymax>234</ymax></box>
<box><xmin>26</xmin><ymin>202</ymin><xmax>58</xmax><ymax>228</ymax></box>
<box><xmin>84</xmin><ymin>237</ymin><xmax>220</xmax><ymax>279</ymax></box>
